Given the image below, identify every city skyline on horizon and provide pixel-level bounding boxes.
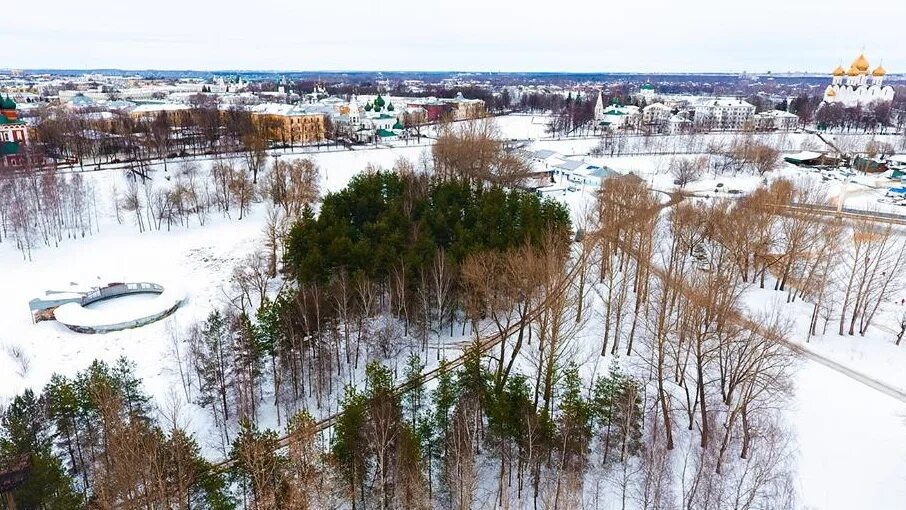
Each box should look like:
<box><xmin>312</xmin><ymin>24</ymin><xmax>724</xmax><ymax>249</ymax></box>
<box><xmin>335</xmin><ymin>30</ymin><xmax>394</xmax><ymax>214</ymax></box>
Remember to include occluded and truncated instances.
<box><xmin>4</xmin><ymin>66</ymin><xmax>902</xmax><ymax>77</ymax></box>
<box><xmin>3</xmin><ymin>0</ymin><xmax>903</xmax><ymax>75</ymax></box>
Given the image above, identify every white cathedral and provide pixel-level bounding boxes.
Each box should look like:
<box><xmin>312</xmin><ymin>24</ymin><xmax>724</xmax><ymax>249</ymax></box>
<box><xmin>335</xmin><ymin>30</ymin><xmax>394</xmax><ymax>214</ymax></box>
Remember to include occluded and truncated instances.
<box><xmin>823</xmin><ymin>53</ymin><xmax>894</xmax><ymax>107</ymax></box>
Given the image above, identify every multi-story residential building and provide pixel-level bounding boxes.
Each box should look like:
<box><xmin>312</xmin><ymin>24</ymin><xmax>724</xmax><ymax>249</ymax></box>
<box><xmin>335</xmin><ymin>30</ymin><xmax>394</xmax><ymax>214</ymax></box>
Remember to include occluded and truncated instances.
<box><xmin>446</xmin><ymin>92</ymin><xmax>486</xmax><ymax>120</ymax></box>
<box><xmin>248</xmin><ymin>103</ymin><xmax>327</xmax><ymax>145</ymax></box>
<box><xmin>642</xmin><ymin>103</ymin><xmax>672</xmax><ymax>128</ymax></box>
<box><xmin>406</xmin><ymin>93</ymin><xmax>485</xmax><ymax>122</ymax></box>
<box><xmin>754</xmin><ymin>110</ymin><xmax>799</xmax><ymax>131</ymax></box>
<box><xmin>692</xmin><ymin>99</ymin><xmax>755</xmax><ymax>131</ymax></box>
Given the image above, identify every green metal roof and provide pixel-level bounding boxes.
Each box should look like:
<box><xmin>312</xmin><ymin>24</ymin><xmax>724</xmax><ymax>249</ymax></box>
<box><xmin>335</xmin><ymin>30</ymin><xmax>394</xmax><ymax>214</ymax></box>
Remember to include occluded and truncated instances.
<box><xmin>0</xmin><ymin>115</ymin><xmax>25</xmax><ymax>125</ymax></box>
<box><xmin>376</xmin><ymin>129</ymin><xmax>395</xmax><ymax>138</ymax></box>
<box><xmin>1</xmin><ymin>141</ymin><xmax>21</xmax><ymax>155</ymax></box>
<box><xmin>641</xmin><ymin>83</ymin><xmax>655</xmax><ymax>90</ymax></box>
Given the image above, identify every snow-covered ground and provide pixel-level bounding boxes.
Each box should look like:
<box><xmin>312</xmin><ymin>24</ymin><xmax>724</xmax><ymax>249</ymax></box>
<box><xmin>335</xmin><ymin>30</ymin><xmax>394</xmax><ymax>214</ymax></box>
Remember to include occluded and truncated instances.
<box><xmin>527</xmin><ymin>128</ymin><xmax>906</xmax><ymax>509</ymax></box>
<box><xmin>793</xmin><ymin>356</ymin><xmax>906</xmax><ymax>509</ymax></box>
<box><xmin>0</xmin><ymin>145</ymin><xmax>431</xmax><ymax>443</ymax></box>
<box><xmin>0</xmin><ymin>192</ymin><xmax>263</xmax><ymax>442</ymax></box>
<box><xmin>492</xmin><ymin>113</ymin><xmax>555</xmax><ymax>140</ymax></box>
<box><xmin>2</xmin><ymin>115</ymin><xmax>906</xmax><ymax>507</ymax></box>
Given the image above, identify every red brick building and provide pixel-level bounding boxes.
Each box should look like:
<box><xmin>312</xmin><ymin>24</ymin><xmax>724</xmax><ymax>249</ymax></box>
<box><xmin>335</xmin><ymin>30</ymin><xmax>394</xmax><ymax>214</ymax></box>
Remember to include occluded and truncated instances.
<box><xmin>0</xmin><ymin>96</ymin><xmax>28</xmax><ymax>168</ymax></box>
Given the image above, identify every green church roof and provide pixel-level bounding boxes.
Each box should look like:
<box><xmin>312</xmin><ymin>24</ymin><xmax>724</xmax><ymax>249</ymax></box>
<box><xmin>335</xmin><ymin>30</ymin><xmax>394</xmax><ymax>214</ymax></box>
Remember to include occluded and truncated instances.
<box><xmin>0</xmin><ymin>115</ymin><xmax>24</xmax><ymax>126</ymax></box>
<box><xmin>641</xmin><ymin>83</ymin><xmax>655</xmax><ymax>90</ymax></box>
<box><xmin>1</xmin><ymin>95</ymin><xmax>17</xmax><ymax>109</ymax></box>
<box><xmin>1</xmin><ymin>141</ymin><xmax>21</xmax><ymax>155</ymax></box>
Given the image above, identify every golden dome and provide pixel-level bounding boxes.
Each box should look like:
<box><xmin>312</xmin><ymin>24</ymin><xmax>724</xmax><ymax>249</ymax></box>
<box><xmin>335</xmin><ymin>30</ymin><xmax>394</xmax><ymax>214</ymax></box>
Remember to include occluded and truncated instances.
<box><xmin>826</xmin><ymin>88</ymin><xmax>837</xmax><ymax>96</ymax></box>
<box><xmin>832</xmin><ymin>65</ymin><xmax>845</xmax><ymax>76</ymax></box>
<box><xmin>872</xmin><ymin>65</ymin><xmax>886</xmax><ymax>77</ymax></box>
<box><xmin>847</xmin><ymin>65</ymin><xmax>860</xmax><ymax>76</ymax></box>
<box><xmin>851</xmin><ymin>53</ymin><xmax>870</xmax><ymax>72</ymax></box>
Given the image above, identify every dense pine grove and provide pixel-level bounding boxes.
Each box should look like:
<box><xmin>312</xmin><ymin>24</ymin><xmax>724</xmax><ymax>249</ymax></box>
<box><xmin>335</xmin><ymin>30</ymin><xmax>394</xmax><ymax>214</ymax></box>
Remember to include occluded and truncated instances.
<box><xmin>284</xmin><ymin>170</ymin><xmax>571</xmax><ymax>283</ymax></box>
<box><xmin>0</xmin><ymin>358</ymin><xmax>233</xmax><ymax>509</ymax></box>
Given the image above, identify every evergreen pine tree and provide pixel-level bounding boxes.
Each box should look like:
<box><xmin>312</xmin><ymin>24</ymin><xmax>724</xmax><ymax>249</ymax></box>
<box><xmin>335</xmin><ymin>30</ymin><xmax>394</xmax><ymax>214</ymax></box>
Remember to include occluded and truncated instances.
<box><xmin>196</xmin><ymin>310</ymin><xmax>234</xmax><ymax>429</ymax></box>
<box><xmin>44</xmin><ymin>374</ymin><xmax>88</xmax><ymax>490</ymax></box>
<box><xmin>0</xmin><ymin>390</ymin><xmax>82</xmax><ymax>509</ymax></box>
<box><xmin>111</xmin><ymin>356</ymin><xmax>152</xmax><ymax>419</ymax></box>
<box><xmin>230</xmin><ymin>419</ymin><xmax>285</xmax><ymax>507</ymax></box>
<box><xmin>402</xmin><ymin>353</ymin><xmax>426</xmax><ymax>429</ymax></box>
<box><xmin>332</xmin><ymin>385</ymin><xmax>368</xmax><ymax>508</ymax></box>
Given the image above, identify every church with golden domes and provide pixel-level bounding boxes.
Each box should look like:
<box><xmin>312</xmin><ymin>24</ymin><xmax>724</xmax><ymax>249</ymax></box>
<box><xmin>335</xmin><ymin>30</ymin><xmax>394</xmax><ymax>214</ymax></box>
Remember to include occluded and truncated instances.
<box><xmin>823</xmin><ymin>53</ymin><xmax>894</xmax><ymax>107</ymax></box>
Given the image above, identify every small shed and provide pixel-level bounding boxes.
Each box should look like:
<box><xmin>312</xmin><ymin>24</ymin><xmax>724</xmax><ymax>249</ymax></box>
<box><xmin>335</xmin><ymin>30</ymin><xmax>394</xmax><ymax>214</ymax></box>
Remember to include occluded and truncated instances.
<box><xmin>854</xmin><ymin>156</ymin><xmax>887</xmax><ymax>174</ymax></box>
<box><xmin>784</xmin><ymin>151</ymin><xmax>826</xmax><ymax>166</ymax></box>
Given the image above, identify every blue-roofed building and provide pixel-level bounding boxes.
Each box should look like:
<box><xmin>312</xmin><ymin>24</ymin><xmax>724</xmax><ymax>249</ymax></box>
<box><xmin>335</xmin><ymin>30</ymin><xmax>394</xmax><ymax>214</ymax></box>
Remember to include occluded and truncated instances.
<box><xmin>67</xmin><ymin>93</ymin><xmax>98</xmax><ymax>109</ymax></box>
<box><xmin>551</xmin><ymin>155</ymin><xmax>617</xmax><ymax>187</ymax></box>
<box><xmin>570</xmin><ymin>164</ymin><xmax>616</xmax><ymax>187</ymax></box>
<box><xmin>885</xmin><ymin>186</ymin><xmax>906</xmax><ymax>197</ymax></box>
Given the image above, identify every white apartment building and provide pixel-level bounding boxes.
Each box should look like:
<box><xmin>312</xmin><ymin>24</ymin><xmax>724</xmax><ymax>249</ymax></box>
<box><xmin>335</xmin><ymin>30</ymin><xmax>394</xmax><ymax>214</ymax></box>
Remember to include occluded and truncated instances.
<box><xmin>693</xmin><ymin>99</ymin><xmax>755</xmax><ymax>131</ymax></box>
<box><xmin>642</xmin><ymin>103</ymin><xmax>672</xmax><ymax>126</ymax></box>
<box><xmin>754</xmin><ymin>110</ymin><xmax>799</xmax><ymax>131</ymax></box>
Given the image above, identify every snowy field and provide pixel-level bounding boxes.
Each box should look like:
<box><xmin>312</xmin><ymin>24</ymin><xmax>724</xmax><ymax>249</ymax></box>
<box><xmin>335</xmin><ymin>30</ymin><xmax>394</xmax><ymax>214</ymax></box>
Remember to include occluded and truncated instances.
<box><xmin>492</xmin><ymin>113</ymin><xmax>555</xmax><ymax>140</ymax></box>
<box><xmin>1</xmin><ymin>115</ymin><xmax>906</xmax><ymax>507</ymax></box>
<box><xmin>793</xmin><ymin>361</ymin><xmax>906</xmax><ymax>509</ymax></box>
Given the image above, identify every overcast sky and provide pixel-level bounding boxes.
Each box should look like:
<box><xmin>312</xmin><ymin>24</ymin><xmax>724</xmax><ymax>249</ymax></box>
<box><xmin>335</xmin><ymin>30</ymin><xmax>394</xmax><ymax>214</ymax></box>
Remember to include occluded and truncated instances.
<box><xmin>3</xmin><ymin>0</ymin><xmax>903</xmax><ymax>73</ymax></box>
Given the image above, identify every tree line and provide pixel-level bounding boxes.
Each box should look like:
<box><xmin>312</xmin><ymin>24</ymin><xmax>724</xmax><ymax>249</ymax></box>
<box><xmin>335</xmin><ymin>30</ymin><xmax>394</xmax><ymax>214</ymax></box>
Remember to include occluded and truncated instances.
<box><xmin>29</xmin><ymin>96</ymin><xmax>299</xmax><ymax>171</ymax></box>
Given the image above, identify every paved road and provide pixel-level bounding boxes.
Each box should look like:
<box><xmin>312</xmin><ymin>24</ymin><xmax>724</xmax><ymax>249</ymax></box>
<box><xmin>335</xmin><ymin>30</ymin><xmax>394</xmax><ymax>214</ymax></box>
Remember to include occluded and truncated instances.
<box><xmin>778</xmin><ymin>202</ymin><xmax>906</xmax><ymax>227</ymax></box>
<box><xmin>781</xmin><ymin>338</ymin><xmax>906</xmax><ymax>404</ymax></box>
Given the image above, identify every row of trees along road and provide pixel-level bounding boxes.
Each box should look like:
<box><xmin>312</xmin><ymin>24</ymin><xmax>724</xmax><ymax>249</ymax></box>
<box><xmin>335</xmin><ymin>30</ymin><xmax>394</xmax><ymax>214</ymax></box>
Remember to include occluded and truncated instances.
<box><xmin>30</xmin><ymin>97</ymin><xmax>307</xmax><ymax>171</ymax></box>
